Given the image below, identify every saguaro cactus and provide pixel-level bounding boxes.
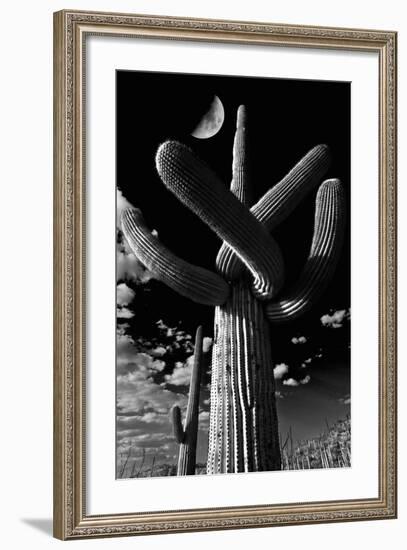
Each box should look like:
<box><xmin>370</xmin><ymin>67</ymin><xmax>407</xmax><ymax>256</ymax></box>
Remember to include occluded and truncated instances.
<box><xmin>170</xmin><ymin>325</ymin><xmax>204</xmax><ymax>475</ymax></box>
<box><xmin>121</xmin><ymin>105</ymin><xmax>345</xmax><ymax>474</ymax></box>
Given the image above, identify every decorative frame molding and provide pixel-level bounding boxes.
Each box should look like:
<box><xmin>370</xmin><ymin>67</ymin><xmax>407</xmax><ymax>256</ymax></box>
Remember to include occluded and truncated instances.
<box><xmin>53</xmin><ymin>9</ymin><xmax>397</xmax><ymax>540</ymax></box>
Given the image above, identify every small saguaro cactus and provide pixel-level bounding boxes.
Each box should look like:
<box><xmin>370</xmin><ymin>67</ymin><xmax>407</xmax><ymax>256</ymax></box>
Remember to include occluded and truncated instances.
<box><xmin>121</xmin><ymin>105</ymin><xmax>345</xmax><ymax>474</ymax></box>
<box><xmin>170</xmin><ymin>325</ymin><xmax>205</xmax><ymax>475</ymax></box>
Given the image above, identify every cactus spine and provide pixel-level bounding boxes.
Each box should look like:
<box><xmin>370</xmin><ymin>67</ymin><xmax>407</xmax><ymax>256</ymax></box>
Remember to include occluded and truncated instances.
<box><xmin>171</xmin><ymin>326</ymin><xmax>204</xmax><ymax>475</ymax></box>
<box><xmin>122</xmin><ymin>104</ymin><xmax>345</xmax><ymax>474</ymax></box>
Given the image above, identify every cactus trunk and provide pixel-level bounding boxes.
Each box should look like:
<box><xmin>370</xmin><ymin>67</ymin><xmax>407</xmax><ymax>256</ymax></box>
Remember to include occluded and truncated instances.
<box><xmin>207</xmin><ymin>282</ymin><xmax>281</xmax><ymax>473</ymax></box>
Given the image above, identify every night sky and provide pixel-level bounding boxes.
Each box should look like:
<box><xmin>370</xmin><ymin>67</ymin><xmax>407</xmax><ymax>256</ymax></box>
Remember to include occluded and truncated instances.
<box><xmin>115</xmin><ymin>69</ymin><xmax>351</xmax><ymax>474</ymax></box>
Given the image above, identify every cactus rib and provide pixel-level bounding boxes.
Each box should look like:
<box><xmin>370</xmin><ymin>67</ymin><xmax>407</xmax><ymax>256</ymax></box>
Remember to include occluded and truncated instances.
<box><xmin>266</xmin><ymin>179</ymin><xmax>346</xmax><ymax>322</ymax></box>
<box><xmin>217</xmin><ymin>144</ymin><xmax>331</xmax><ymax>280</ymax></box>
<box><xmin>156</xmin><ymin>141</ymin><xmax>284</xmax><ymax>300</ymax></box>
<box><xmin>121</xmin><ymin>207</ymin><xmax>229</xmax><ymax>306</ymax></box>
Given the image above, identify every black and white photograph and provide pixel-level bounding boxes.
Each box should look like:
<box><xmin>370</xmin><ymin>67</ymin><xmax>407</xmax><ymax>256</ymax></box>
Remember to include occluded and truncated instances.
<box><xmin>115</xmin><ymin>69</ymin><xmax>350</xmax><ymax>479</ymax></box>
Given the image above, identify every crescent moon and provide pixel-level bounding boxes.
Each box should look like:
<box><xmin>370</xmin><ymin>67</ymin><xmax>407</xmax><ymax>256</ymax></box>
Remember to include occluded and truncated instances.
<box><xmin>191</xmin><ymin>96</ymin><xmax>225</xmax><ymax>139</ymax></box>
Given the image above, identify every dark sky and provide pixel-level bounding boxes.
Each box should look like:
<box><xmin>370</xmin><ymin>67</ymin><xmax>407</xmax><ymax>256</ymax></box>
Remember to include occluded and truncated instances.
<box><xmin>116</xmin><ymin>69</ymin><xmax>351</xmax><ymax>468</ymax></box>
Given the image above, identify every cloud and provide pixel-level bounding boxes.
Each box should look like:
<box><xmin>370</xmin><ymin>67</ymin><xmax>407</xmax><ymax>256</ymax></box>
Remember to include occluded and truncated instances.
<box><xmin>128</xmin><ymin>353</ymin><xmax>165</xmax><ymax>373</ymax></box>
<box><xmin>321</xmin><ymin>309</ymin><xmax>350</xmax><ymax>328</ymax></box>
<box><xmin>198</xmin><ymin>410</ymin><xmax>210</xmax><ymax>429</ymax></box>
<box><xmin>155</xmin><ymin>320</ymin><xmax>178</xmax><ymax>338</ymax></box>
<box><xmin>282</xmin><ymin>377</ymin><xmax>299</xmax><ymax>387</ymax></box>
<box><xmin>164</xmin><ymin>360</ymin><xmax>192</xmax><ymax>386</ymax></box>
<box><xmin>116</xmin><ymin>332</ymin><xmax>166</xmax><ymax>374</ymax></box>
<box><xmin>117</xmin><ymin>306</ymin><xmax>134</xmax><ymax>319</ymax></box>
<box><xmin>117</xmin><ymin>365</ymin><xmax>186</xmax><ymax>416</ymax></box>
<box><xmin>117</xmin><ymin>283</ymin><xmax>135</xmax><ymax>306</ymax></box>
<box><xmin>282</xmin><ymin>375</ymin><xmax>311</xmax><ymax>387</ymax></box>
<box><xmin>153</xmin><ymin>321</ymin><xmax>195</xmax><ymax>356</ymax></box>
<box><xmin>116</xmin><ymin>283</ymin><xmax>136</xmax><ymax>318</ymax></box>
<box><xmin>116</xmin><ymin>318</ymin><xmax>204</xmax><ymax>471</ymax></box>
<box><xmin>274</xmin><ymin>363</ymin><xmax>289</xmax><ymax>379</ymax></box>
<box><xmin>338</xmin><ymin>394</ymin><xmax>351</xmax><ymax>405</ymax></box>
<box><xmin>117</xmin><ymin>332</ymin><xmax>137</xmax><ymax>364</ymax></box>
<box><xmin>117</xmin><ymin>412</ymin><xmax>168</xmax><ymax>432</ymax></box>
<box><xmin>291</xmin><ymin>336</ymin><xmax>307</xmax><ymax>344</ymax></box>
<box><xmin>202</xmin><ymin>337</ymin><xmax>213</xmax><ymax>353</ymax></box>
<box><xmin>117</xmin><ymin>431</ymin><xmax>175</xmax><ymax>454</ymax></box>
<box><xmin>150</xmin><ymin>346</ymin><xmax>166</xmax><ymax>357</ymax></box>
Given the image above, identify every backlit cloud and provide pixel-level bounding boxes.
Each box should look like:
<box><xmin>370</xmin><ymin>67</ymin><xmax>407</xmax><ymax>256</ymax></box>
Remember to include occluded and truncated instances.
<box><xmin>202</xmin><ymin>337</ymin><xmax>213</xmax><ymax>353</ymax></box>
<box><xmin>117</xmin><ymin>283</ymin><xmax>135</xmax><ymax>306</ymax></box>
<box><xmin>282</xmin><ymin>374</ymin><xmax>311</xmax><ymax>387</ymax></box>
<box><xmin>338</xmin><ymin>394</ymin><xmax>351</xmax><ymax>405</ymax></box>
<box><xmin>117</xmin><ymin>306</ymin><xmax>134</xmax><ymax>319</ymax></box>
<box><xmin>274</xmin><ymin>363</ymin><xmax>289</xmax><ymax>379</ymax></box>
<box><xmin>117</xmin><ymin>366</ymin><xmax>185</xmax><ymax>415</ymax></box>
<box><xmin>321</xmin><ymin>309</ymin><xmax>350</xmax><ymax>328</ymax></box>
<box><xmin>198</xmin><ymin>410</ymin><xmax>210</xmax><ymax>430</ymax></box>
<box><xmin>150</xmin><ymin>346</ymin><xmax>166</xmax><ymax>357</ymax></box>
<box><xmin>291</xmin><ymin>336</ymin><xmax>307</xmax><ymax>344</ymax></box>
<box><xmin>164</xmin><ymin>359</ymin><xmax>193</xmax><ymax>386</ymax></box>
<box><xmin>282</xmin><ymin>377</ymin><xmax>299</xmax><ymax>387</ymax></box>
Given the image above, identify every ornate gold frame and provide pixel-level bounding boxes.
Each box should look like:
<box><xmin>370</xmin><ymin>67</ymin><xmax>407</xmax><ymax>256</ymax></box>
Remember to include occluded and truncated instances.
<box><xmin>53</xmin><ymin>9</ymin><xmax>397</xmax><ymax>540</ymax></box>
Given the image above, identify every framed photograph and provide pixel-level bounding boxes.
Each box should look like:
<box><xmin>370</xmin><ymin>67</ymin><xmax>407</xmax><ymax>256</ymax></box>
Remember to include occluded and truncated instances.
<box><xmin>53</xmin><ymin>9</ymin><xmax>397</xmax><ymax>540</ymax></box>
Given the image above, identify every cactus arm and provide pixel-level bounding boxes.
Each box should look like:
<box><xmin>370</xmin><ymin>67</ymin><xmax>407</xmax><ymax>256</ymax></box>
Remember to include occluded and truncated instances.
<box><xmin>121</xmin><ymin>207</ymin><xmax>229</xmax><ymax>306</ymax></box>
<box><xmin>156</xmin><ymin>141</ymin><xmax>284</xmax><ymax>300</ymax></box>
<box><xmin>217</xmin><ymin>144</ymin><xmax>332</xmax><ymax>280</ymax></box>
<box><xmin>266</xmin><ymin>179</ymin><xmax>346</xmax><ymax>322</ymax></box>
<box><xmin>184</xmin><ymin>326</ymin><xmax>204</xmax><ymax>437</ymax></box>
<box><xmin>252</xmin><ymin>144</ymin><xmax>331</xmax><ymax>229</ymax></box>
<box><xmin>171</xmin><ymin>405</ymin><xmax>185</xmax><ymax>444</ymax></box>
<box><xmin>230</xmin><ymin>106</ymin><xmax>253</xmax><ymax>206</ymax></box>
